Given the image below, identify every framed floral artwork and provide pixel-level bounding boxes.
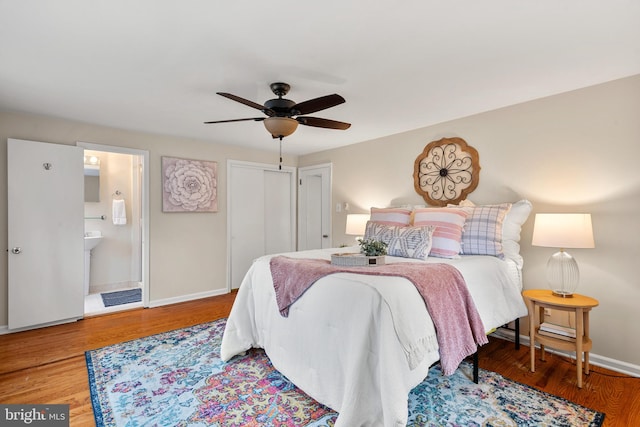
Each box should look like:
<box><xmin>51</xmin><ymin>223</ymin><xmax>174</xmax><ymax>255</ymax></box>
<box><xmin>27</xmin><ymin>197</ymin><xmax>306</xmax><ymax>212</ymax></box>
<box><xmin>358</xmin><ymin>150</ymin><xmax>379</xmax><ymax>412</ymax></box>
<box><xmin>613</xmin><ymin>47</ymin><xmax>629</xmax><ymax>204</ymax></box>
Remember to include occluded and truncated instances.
<box><xmin>413</xmin><ymin>137</ymin><xmax>480</xmax><ymax>206</ymax></box>
<box><xmin>162</xmin><ymin>156</ymin><xmax>218</xmax><ymax>212</ymax></box>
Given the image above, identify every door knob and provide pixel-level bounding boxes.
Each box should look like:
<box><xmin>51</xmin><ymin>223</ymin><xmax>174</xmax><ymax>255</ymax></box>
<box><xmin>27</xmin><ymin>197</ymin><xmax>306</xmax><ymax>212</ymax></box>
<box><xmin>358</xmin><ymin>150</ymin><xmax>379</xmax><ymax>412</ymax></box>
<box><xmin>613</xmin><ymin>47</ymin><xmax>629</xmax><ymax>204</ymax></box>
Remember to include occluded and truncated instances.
<box><xmin>11</xmin><ymin>247</ymin><xmax>22</xmax><ymax>254</ymax></box>
<box><xmin>322</xmin><ymin>235</ymin><xmax>329</xmax><ymax>238</ymax></box>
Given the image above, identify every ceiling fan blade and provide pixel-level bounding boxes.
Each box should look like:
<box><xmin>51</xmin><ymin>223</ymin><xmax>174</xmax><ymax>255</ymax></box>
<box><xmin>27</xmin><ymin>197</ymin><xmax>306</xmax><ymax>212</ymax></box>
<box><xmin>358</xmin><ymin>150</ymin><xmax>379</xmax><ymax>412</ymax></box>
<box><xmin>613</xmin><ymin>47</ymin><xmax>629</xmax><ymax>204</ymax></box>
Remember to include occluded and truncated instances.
<box><xmin>204</xmin><ymin>117</ymin><xmax>265</xmax><ymax>124</ymax></box>
<box><xmin>297</xmin><ymin>116</ymin><xmax>351</xmax><ymax>130</ymax></box>
<box><xmin>294</xmin><ymin>94</ymin><xmax>345</xmax><ymax>115</ymax></box>
<box><xmin>217</xmin><ymin>92</ymin><xmax>274</xmax><ymax>115</ymax></box>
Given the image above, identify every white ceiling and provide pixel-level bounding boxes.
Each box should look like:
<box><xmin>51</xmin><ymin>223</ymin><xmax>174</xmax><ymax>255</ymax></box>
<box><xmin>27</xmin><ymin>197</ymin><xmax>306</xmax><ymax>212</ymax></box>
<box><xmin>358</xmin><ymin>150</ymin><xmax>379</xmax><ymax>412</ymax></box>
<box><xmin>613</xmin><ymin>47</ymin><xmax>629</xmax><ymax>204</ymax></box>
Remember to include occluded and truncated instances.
<box><xmin>1</xmin><ymin>0</ymin><xmax>639</xmax><ymax>155</ymax></box>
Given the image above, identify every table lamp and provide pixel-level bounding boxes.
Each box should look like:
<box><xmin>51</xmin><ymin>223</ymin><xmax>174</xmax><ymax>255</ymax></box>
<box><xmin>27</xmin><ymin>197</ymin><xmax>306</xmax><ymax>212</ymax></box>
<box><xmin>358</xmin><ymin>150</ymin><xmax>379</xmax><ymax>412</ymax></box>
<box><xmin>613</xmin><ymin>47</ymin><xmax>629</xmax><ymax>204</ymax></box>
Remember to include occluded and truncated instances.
<box><xmin>531</xmin><ymin>213</ymin><xmax>595</xmax><ymax>297</ymax></box>
<box><xmin>345</xmin><ymin>214</ymin><xmax>370</xmax><ymax>241</ymax></box>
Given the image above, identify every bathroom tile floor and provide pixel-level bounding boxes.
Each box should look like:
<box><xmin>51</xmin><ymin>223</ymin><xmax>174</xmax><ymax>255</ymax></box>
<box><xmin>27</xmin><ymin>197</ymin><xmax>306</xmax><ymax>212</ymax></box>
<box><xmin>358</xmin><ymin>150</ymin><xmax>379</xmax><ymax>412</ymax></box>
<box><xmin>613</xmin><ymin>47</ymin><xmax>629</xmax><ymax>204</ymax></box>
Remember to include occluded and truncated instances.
<box><xmin>84</xmin><ymin>286</ymin><xmax>143</xmax><ymax>316</ymax></box>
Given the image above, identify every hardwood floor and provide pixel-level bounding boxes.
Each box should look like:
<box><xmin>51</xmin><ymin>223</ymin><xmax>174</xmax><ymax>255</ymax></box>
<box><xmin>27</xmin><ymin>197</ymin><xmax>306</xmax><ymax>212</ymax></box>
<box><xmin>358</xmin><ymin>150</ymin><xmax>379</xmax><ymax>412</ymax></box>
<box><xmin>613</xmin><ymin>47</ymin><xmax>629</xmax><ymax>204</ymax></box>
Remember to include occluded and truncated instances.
<box><xmin>478</xmin><ymin>338</ymin><xmax>640</xmax><ymax>427</ymax></box>
<box><xmin>1</xmin><ymin>291</ymin><xmax>637</xmax><ymax>426</ymax></box>
<box><xmin>0</xmin><ymin>293</ymin><xmax>237</xmax><ymax>426</ymax></box>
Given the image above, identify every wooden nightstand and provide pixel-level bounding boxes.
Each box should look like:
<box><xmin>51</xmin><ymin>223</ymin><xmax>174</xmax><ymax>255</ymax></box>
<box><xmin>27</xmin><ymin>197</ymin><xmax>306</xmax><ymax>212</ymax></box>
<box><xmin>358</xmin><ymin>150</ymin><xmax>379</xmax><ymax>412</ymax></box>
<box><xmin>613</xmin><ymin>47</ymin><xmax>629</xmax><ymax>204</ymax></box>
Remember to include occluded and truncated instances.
<box><xmin>522</xmin><ymin>289</ymin><xmax>599</xmax><ymax>388</ymax></box>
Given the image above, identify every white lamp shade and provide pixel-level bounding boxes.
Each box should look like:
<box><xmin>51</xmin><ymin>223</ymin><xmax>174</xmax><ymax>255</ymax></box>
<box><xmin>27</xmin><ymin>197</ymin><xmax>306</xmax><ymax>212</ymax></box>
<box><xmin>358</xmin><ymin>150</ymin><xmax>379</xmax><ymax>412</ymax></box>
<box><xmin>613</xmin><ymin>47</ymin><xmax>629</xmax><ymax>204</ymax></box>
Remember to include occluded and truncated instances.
<box><xmin>345</xmin><ymin>214</ymin><xmax>370</xmax><ymax>236</ymax></box>
<box><xmin>531</xmin><ymin>213</ymin><xmax>595</xmax><ymax>249</ymax></box>
<box><xmin>263</xmin><ymin>117</ymin><xmax>298</xmax><ymax>138</ymax></box>
<box><xmin>532</xmin><ymin>213</ymin><xmax>594</xmax><ymax>297</ymax></box>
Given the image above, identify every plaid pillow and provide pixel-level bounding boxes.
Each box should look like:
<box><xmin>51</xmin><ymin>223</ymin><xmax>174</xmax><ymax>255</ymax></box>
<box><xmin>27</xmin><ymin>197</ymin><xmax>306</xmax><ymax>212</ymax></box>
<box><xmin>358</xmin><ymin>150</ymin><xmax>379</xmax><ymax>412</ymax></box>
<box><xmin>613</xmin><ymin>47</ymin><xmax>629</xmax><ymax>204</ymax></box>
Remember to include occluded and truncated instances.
<box><xmin>460</xmin><ymin>203</ymin><xmax>511</xmax><ymax>257</ymax></box>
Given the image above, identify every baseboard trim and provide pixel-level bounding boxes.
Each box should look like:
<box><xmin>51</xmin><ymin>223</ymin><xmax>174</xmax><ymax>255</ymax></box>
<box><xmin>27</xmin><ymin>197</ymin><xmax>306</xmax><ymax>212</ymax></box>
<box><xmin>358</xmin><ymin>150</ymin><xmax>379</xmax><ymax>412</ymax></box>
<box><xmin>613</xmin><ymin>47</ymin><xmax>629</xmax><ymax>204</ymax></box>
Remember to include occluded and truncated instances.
<box><xmin>0</xmin><ymin>317</ymin><xmax>81</xmax><ymax>335</ymax></box>
<box><xmin>491</xmin><ymin>329</ymin><xmax>640</xmax><ymax>378</ymax></box>
<box><xmin>147</xmin><ymin>288</ymin><xmax>228</xmax><ymax>309</ymax></box>
<box><xmin>0</xmin><ymin>289</ymin><xmax>229</xmax><ymax>334</ymax></box>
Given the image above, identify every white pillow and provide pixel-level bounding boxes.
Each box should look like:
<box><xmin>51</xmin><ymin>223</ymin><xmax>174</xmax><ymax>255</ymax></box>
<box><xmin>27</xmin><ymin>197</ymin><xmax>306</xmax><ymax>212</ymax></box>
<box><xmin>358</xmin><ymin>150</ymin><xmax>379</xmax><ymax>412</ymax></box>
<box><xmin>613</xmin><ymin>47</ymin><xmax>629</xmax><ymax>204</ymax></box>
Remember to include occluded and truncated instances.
<box><xmin>502</xmin><ymin>200</ymin><xmax>533</xmax><ymax>266</ymax></box>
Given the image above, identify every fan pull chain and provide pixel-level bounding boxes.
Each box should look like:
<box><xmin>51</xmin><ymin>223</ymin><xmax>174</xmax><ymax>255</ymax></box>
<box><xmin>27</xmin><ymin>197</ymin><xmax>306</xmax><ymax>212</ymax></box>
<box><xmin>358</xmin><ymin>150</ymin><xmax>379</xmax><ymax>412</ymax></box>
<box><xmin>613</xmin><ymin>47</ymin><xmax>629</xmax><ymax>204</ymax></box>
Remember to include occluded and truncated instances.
<box><xmin>279</xmin><ymin>136</ymin><xmax>283</xmax><ymax>170</ymax></box>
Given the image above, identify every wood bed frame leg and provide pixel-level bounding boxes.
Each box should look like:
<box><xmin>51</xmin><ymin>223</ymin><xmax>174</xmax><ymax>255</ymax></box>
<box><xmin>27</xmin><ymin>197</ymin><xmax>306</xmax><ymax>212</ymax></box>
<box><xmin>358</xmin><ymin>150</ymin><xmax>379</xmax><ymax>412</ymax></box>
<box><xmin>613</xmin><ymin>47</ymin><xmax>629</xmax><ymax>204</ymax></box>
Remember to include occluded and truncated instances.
<box><xmin>473</xmin><ymin>350</ymin><xmax>479</xmax><ymax>384</ymax></box>
<box><xmin>515</xmin><ymin>318</ymin><xmax>520</xmax><ymax>350</ymax></box>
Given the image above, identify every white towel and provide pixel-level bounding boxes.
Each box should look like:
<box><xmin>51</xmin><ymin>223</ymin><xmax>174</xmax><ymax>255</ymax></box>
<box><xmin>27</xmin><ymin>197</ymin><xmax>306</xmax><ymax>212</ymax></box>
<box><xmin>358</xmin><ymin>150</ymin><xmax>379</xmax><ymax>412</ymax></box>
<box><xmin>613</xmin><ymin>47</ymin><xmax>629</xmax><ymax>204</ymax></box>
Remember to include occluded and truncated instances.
<box><xmin>112</xmin><ymin>199</ymin><xmax>127</xmax><ymax>225</ymax></box>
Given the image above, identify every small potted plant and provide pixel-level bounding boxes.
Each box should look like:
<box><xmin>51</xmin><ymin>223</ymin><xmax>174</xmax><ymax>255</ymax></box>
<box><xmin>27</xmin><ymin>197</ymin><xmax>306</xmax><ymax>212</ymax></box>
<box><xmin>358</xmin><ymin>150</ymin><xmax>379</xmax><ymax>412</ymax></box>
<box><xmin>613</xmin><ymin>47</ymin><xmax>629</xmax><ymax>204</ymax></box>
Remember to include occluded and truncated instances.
<box><xmin>357</xmin><ymin>238</ymin><xmax>387</xmax><ymax>266</ymax></box>
<box><xmin>358</xmin><ymin>238</ymin><xmax>387</xmax><ymax>256</ymax></box>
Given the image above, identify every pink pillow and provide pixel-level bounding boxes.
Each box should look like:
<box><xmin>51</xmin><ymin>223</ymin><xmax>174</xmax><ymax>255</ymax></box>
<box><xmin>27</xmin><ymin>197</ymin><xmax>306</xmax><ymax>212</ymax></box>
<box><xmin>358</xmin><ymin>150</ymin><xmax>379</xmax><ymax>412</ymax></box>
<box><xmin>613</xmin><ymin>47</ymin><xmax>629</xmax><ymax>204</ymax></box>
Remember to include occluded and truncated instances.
<box><xmin>412</xmin><ymin>208</ymin><xmax>468</xmax><ymax>258</ymax></box>
<box><xmin>370</xmin><ymin>207</ymin><xmax>412</xmax><ymax>226</ymax></box>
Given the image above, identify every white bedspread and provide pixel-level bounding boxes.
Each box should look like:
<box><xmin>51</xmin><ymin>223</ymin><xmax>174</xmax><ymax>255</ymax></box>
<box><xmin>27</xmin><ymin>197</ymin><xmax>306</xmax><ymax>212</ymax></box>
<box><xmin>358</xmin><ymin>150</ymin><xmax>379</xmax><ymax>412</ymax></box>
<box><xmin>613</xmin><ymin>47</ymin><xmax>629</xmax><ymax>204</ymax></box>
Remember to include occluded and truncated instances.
<box><xmin>220</xmin><ymin>247</ymin><xmax>527</xmax><ymax>427</ymax></box>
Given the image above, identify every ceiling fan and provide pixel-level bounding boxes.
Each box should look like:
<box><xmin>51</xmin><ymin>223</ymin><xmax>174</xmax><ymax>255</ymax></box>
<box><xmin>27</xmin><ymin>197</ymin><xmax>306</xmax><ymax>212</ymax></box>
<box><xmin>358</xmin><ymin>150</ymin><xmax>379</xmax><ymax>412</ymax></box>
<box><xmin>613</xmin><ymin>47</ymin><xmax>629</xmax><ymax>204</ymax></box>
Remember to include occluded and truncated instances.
<box><xmin>204</xmin><ymin>82</ymin><xmax>351</xmax><ymax>139</ymax></box>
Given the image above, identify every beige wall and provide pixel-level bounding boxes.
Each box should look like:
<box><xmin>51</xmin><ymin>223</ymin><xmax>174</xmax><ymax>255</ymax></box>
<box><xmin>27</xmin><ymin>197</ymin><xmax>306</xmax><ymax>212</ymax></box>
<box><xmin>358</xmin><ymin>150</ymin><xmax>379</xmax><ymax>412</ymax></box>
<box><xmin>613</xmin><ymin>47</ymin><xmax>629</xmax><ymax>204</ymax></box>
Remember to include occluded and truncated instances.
<box><xmin>2</xmin><ymin>75</ymin><xmax>639</xmax><ymax>371</ymax></box>
<box><xmin>0</xmin><ymin>111</ymin><xmax>296</xmax><ymax>323</ymax></box>
<box><xmin>300</xmin><ymin>75</ymin><xmax>640</xmax><ymax>369</ymax></box>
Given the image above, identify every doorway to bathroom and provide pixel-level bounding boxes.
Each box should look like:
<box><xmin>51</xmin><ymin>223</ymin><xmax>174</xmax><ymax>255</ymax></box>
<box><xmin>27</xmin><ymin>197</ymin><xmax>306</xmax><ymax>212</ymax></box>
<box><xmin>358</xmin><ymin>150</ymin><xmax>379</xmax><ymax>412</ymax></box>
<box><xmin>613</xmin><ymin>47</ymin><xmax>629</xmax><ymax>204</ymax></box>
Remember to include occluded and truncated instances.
<box><xmin>78</xmin><ymin>142</ymin><xmax>149</xmax><ymax>316</ymax></box>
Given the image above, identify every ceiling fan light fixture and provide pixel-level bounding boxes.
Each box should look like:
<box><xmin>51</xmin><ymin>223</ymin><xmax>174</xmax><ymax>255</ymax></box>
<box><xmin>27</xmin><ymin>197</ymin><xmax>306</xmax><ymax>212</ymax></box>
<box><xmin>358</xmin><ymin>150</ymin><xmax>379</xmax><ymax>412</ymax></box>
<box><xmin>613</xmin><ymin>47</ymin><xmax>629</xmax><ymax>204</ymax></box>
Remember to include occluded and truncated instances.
<box><xmin>263</xmin><ymin>117</ymin><xmax>298</xmax><ymax>138</ymax></box>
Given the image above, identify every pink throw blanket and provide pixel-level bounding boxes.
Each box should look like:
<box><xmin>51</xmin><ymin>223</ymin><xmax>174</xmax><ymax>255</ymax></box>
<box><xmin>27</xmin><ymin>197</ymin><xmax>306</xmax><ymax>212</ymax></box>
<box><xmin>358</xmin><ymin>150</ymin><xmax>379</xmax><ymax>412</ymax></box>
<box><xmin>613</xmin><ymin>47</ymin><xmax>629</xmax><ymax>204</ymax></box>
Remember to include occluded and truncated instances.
<box><xmin>269</xmin><ymin>256</ymin><xmax>488</xmax><ymax>375</ymax></box>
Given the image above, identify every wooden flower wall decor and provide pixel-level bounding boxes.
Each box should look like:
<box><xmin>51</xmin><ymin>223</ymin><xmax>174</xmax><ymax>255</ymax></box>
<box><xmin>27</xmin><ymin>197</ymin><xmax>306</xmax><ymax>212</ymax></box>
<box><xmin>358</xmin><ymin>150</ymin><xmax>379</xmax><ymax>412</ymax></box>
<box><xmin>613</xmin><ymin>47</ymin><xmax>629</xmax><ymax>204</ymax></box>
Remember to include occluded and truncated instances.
<box><xmin>413</xmin><ymin>137</ymin><xmax>480</xmax><ymax>206</ymax></box>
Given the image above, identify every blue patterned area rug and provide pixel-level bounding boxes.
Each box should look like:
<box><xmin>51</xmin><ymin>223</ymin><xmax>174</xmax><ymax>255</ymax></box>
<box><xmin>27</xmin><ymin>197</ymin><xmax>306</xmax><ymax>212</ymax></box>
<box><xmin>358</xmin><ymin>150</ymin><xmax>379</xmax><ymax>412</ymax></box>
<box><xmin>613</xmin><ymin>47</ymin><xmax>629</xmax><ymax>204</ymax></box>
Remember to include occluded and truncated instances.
<box><xmin>85</xmin><ymin>318</ymin><xmax>605</xmax><ymax>426</ymax></box>
<box><xmin>100</xmin><ymin>288</ymin><xmax>142</xmax><ymax>307</ymax></box>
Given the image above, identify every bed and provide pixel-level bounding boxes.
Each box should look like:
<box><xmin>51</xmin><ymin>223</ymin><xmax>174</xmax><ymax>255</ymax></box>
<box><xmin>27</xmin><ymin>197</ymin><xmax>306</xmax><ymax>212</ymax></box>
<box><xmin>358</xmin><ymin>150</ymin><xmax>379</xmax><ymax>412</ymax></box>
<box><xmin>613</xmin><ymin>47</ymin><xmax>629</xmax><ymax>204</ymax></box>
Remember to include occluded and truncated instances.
<box><xmin>221</xmin><ymin>201</ymin><xmax>531</xmax><ymax>427</ymax></box>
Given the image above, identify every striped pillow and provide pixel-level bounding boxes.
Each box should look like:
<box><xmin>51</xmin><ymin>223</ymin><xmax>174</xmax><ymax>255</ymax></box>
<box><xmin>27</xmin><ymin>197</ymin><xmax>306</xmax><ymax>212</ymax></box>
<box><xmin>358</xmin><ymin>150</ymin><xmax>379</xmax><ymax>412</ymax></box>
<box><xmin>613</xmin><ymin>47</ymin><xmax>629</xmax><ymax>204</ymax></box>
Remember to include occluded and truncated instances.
<box><xmin>412</xmin><ymin>208</ymin><xmax>468</xmax><ymax>258</ymax></box>
<box><xmin>370</xmin><ymin>207</ymin><xmax>412</xmax><ymax>226</ymax></box>
<box><xmin>364</xmin><ymin>222</ymin><xmax>435</xmax><ymax>260</ymax></box>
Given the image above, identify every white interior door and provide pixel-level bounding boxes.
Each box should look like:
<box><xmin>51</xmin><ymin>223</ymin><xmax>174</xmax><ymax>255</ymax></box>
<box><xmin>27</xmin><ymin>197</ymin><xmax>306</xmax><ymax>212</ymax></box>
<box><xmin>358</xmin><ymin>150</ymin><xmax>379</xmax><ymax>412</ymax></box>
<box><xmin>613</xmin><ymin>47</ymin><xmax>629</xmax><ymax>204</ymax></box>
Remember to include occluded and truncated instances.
<box><xmin>228</xmin><ymin>161</ymin><xmax>296</xmax><ymax>290</ymax></box>
<box><xmin>8</xmin><ymin>138</ymin><xmax>84</xmax><ymax>329</ymax></box>
<box><xmin>298</xmin><ymin>164</ymin><xmax>332</xmax><ymax>250</ymax></box>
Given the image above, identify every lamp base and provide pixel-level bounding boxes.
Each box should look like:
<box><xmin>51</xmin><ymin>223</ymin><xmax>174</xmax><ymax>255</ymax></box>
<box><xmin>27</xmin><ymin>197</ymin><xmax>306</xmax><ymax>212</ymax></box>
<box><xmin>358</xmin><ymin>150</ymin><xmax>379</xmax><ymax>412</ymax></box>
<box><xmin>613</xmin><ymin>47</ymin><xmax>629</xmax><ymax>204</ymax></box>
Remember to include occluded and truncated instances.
<box><xmin>546</xmin><ymin>250</ymin><xmax>579</xmax><ymax>298</ymax></box>
<box><xmin>552</xmin><ymin>289</ymin><xmax>574</xmax><ymax>298</ymax></box>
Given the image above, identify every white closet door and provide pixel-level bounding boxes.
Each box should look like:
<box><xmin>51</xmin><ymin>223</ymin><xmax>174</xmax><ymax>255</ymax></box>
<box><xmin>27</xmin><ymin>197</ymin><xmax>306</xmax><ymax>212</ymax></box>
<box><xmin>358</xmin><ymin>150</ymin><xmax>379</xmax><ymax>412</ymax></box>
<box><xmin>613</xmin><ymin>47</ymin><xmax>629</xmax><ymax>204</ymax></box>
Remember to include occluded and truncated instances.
<box><xmin>8</xmin><ymin>138</ymin><xmax>84</xmax><ymax>329</ymax></box>
<box><xmin>229</xmin><ymin>165</ymin><xmax>265</xmax><ymax>290</ymax></box>
<box><xmin>264</xmin><ymin>170</ymin><xmax>293</xmax><ymax>255</ymax></box>
<box><xmin>228</xmin><ymin>161</ymin><xmax>296</xmax><ymax>290</ymax></box>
